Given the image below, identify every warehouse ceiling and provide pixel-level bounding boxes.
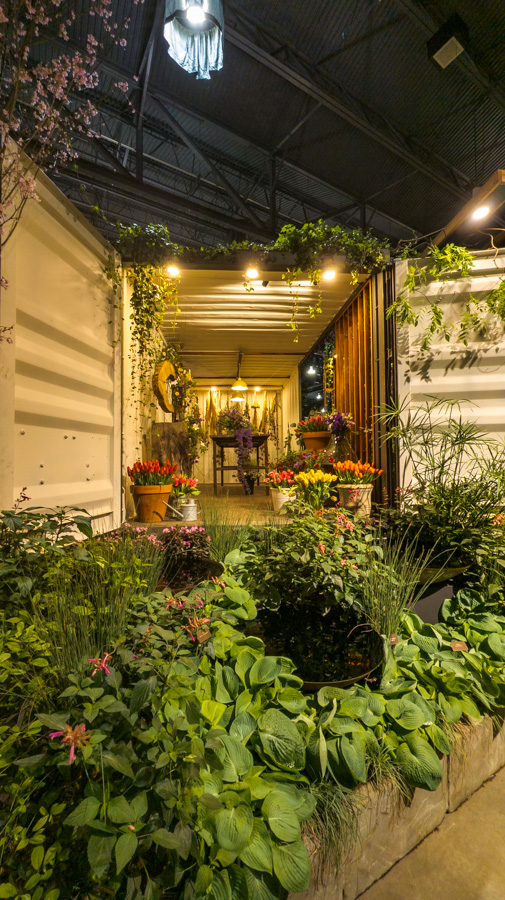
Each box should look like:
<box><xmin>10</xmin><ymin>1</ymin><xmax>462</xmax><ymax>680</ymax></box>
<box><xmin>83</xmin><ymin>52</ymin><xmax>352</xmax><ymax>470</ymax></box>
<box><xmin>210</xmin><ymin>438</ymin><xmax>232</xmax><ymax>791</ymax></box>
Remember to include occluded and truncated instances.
<box><xmin>35</xmin><ymin>0</ymin><xmax>505</xmax><ymax>250</ymax></box>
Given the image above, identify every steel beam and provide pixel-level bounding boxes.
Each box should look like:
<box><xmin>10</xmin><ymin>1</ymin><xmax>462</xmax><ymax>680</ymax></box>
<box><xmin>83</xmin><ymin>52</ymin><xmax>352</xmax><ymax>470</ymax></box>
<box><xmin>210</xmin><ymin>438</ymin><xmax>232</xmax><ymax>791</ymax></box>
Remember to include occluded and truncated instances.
<box><xmin>149</xmin><ymin>96</ymin><xmax>266</xmax><ymax>231</ymax></box>
<box><xmin>225</xmin><ymin>3</ymin><xmax>472</xmax><ymax>200</ymax></box>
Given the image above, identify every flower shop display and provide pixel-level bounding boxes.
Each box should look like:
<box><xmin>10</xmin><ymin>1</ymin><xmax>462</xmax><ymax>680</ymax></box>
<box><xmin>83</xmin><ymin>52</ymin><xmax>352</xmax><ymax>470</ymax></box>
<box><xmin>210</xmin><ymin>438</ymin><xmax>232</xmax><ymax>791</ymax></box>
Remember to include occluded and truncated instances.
<box><xmin>334</xmin><ymin>460</ymin><xmax>384</xmax><ymax>516</ymax></box>
<box><xmin>293</xmin><ymin>468</ymin><xmax>338</xmax><ymax>510</ymax></box>
<box><xmin>127</xmin><ymin>459</ymin><xmax>177</xmax><ymax>522</ymax></box>
<box><xmin>275</xmin><ymin>447</ymin><xmax>328</xmax><ymax>473</ymax></box>
<box><xmin>217</xmin><ymin>407</ymin><xmax>255</xmax><ymax>494</ymax></box>
<box><xmin>295</xmin><ymin>411</ymin><xmax>353</xmax><ymax>451</ymax></box>
<box><xmin>264</xmin><ymin>469</ymin><xmax>296</xmax><ymax>512</ymax></box>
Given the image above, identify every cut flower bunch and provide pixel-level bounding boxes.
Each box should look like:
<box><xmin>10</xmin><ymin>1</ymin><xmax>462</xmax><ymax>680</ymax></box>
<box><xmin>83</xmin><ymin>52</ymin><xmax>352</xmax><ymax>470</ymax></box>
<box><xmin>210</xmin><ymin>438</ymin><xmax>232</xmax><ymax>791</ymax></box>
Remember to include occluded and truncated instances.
<box><xmin>127</xmin><ymin>459</ymin><xmax>177</xmax><ymax>485</ymax></box>
<box><xmin>264</xmin><ymin>469</ymin><xmax>295</xmax><ymax>489</ymax></box>
<box><xmin>334</xmin><ymin>460</ymin><xmax>383</xmax><ymax>484</ymax></box>
<box><xmin>172</xmin><ymin>474</ymin><xmax>200</xmax><ymax>497</ymax></box>
<box><xmin>293</xmin><ymin>468</ymin><xmax>338</xmax><ymax>508</ymax></box>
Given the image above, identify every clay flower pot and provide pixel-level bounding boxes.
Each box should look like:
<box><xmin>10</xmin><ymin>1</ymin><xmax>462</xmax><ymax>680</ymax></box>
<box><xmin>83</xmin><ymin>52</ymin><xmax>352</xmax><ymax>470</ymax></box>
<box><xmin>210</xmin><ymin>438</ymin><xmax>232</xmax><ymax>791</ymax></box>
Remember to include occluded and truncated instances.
<box><xmin>337</xmin><ymin>483</ymin><xmax>373</xmax><ymax>516</ymax></box>
<box><xmin>301</xmin><ymin>431</ymin><xmax>332</xmax><ymax>452</ymax></box>
<box><xmin>131</xmin><ymin>484</ymin><xmax>172</xmax><ymax>523</ymax></box>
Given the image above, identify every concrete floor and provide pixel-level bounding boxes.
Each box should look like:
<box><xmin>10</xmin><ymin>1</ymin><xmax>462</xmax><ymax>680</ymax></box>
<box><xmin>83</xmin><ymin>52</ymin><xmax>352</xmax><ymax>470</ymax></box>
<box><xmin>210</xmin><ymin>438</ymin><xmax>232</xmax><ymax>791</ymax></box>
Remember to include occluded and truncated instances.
<box><xmin>360</xmin><ymin>767</ymin><xmax>505</xmax><ymax>900</ymax></box>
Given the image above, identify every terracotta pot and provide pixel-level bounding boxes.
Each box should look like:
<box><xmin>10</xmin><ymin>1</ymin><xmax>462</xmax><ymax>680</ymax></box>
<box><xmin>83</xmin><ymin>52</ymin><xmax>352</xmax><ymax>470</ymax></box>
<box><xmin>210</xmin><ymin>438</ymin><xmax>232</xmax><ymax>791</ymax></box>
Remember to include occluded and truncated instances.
<box><xmin>337</xmin><ymin>483</ymin><xmax>373</xmax><ymax>516</ymax></box>
<box><xmin>301</xmin><ymin>431</ymin><xmax>332</xmax><ymax>452</ymax></box>
<box><xmin>131</xmin><ymin>484</ymin><xmax>172</xmax><ymax>523</ymax></box>
<box><xmin>271</xmin><ymin>488</ymin><xmax>291</xmax><ymax>512</ymax></box>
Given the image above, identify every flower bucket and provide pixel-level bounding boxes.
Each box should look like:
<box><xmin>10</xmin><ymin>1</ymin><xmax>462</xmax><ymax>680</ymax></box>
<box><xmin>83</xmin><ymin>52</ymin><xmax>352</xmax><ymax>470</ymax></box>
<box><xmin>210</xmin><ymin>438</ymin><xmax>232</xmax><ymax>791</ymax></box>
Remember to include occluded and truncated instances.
<box><xmin>302</xmin><ymin>431</ymin><xmax>332</xmax><ymax>452</ymax></box>
<box><xmin>337</xmin><ymin>483</ymin><xmax>373</xmax><ymax>516</ymax></box>
<box><xmin>180</xmin><ymin>497</ymin><xmax>198</xmax><ymax>522</ymax></box>
<box><xmin>271</xmin><ymin>488</ymin><xmax>291</xmax><ymax>513</ymax></box>
<box><xmin>131</xmin><ymin>484</ymin><xmax>172</xmax><ymax>523</ymax></box>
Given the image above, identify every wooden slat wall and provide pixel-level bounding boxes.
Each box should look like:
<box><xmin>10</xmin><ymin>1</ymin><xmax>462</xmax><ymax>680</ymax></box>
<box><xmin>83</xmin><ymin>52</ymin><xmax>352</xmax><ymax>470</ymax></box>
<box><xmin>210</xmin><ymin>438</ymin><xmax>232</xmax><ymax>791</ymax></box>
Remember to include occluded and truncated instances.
<box><xmin>334</xmin><ymin>280</ymin><xmax>374</xmax><ymax>462</ymax></box>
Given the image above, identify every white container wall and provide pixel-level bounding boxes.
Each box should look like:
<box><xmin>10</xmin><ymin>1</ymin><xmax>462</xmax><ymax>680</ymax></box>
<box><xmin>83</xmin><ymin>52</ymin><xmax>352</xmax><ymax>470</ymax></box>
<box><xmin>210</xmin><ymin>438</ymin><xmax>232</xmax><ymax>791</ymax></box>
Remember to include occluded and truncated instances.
<box><xmin>396</xmin><ymin>251</ymin><xmax>505</xmax><ymax>467</ymax></box>
<box><xmin>0</xmin><ymin>170</ymin><xmax>121</xmax><ymax>531</ymax></box>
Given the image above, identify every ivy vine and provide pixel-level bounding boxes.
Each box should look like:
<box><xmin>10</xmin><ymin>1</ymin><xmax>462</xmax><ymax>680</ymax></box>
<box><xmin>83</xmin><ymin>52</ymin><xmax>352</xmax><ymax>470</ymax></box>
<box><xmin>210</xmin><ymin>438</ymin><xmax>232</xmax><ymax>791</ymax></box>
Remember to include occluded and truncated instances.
<box><xmin>388</xmin><ymin>242</ymin><xmax>505</xmax><ymax>351</ymax></box>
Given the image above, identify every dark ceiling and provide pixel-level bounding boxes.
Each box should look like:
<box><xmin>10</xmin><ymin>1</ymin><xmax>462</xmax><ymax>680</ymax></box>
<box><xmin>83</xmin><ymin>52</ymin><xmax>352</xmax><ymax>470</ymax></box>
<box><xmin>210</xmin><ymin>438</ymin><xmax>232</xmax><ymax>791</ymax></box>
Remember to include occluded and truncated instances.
<box><xmin>43</xmin><ymin>0</ymin><xmax>505</xmax><ymax>249</ymax></box>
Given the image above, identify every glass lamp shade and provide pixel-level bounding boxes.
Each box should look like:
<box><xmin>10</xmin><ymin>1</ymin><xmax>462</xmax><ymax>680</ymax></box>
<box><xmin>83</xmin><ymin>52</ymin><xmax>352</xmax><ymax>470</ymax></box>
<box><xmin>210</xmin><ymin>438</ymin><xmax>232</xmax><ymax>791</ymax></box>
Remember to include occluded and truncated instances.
<box><xmin>164</xmin><ymin>0</ymin><xmax>224</xmax><ymax>80</ymax></box>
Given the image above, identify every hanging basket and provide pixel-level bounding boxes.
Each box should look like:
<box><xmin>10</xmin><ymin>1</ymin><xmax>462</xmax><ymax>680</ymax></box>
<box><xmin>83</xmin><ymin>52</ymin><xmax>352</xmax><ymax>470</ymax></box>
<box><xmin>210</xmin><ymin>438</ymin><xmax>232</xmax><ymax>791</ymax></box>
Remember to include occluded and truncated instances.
<box><xmin>337</xmin><ymin>483</ymin><xmax>373</xmax><ymax>516</ymax></box>
<box><xmin>131</xmin><ymin>484</ymin><xmax>172</xmax><ymax>523</ymax></box>
<box><xmin>301</xmin><ymin>431</ymin><xmax>332</xmax><ymax>452</ymax></box>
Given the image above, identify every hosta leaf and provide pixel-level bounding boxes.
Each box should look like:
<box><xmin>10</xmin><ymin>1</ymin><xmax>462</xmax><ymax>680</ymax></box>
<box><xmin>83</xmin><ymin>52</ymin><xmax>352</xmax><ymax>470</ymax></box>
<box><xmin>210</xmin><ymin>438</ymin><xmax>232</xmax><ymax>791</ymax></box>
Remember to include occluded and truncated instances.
<box><xmin>243</xmin><ymin>870</ymin><xmax>281</xmax><ymax>900</ymax></box>
<box><xmin>216</xmin><ymin>803</ymin><xmax>254</xmax><ymax>851</ymax></box>
<box><xmin>262</xmin><ymin>790</ymin><xmax>300</xmax><ymax>841</ymax></box>
<box><xmin>230</xmin><ymin>712</ymin><xmax>257</xmax><ymax>744</ymax></box>
<box><xmin>426</xmin><ymin>723</ymin><xmax>451</xmax><ymax>755</ymax></box>
<box><xmin>201</xmin><ymin>699</ymin><xmax>227</xmax><ymax>727</ymax></box>
<box><xmin>459</xmin><ymin>695</ymin><xmax>481</xmax><ymax>720</ymax></box>
<box><xmin>386</xmin><ymin>698</ymin><xmax>426</xmax><ymax>730</ymax></box>
<box><xmin>235</xmin><ymin>651</ymin><xmax>258</xmax><ymax>685</ymax></box>
<box><xmin>208</xmin><ymin>869</ymin><xmax>233</xmax><ymax>900</ymax></box>
<box><xmin>317</xmin><ymin>686</ymin><xmax>349</xmax><ymax>706</ymax></box>
<box><xmin>438</xmin><ymin>693</ymin><xmax>463</xmax><ymax>724</ymax></box>
<box><xmin>238</xmin><ymin>818</ymin><xmax>273</xmax><ymax>873</ymax></box>
<box><xmin>338</xmin><ymin>697</ymin><xmax>368</xmax><ymax>718</ymax></box>
<box><xmin>249</xmin><ymin>657</ymin><xmax>282</xmax><ymax>686</ymax></box>
<box><xmin>195</xmin><ymin>865</ymin><xmax>214</xmax><ymax>897</ymax></box>
<box><xmin>327</xmin><ymin>716</ymin><xmax>364</xmax><ymax>736</ymax></box>
<box><xmin>411</xmin><ymin>632</ymin><xmax>440</xmax><ymax>655</ymax></box>
<box><xmin>340</xmin><ymin>734</ymin><xmax>367</xmax><ymax>783</ymax></box>
<box><xmin>258</xmin><ymin>708</ymin><xmax>305</xmax><ymax>771</ymax></box>
<box><xmin>395</xmin><ymin>734</ymin><xmax>443</xmax><ymax>791</ymax></box>
<box><xmin>272</xmin><ymin>840</ymin><xmax>311</xmax><ymax>893</ymax></box>
<box><xmin>216</xmin><ymin>734</ymin><xmax>254</xmax><ymax>781</ymax></box>
<box><xmin>277</xmin><ymin>688</ymin><xmax>307</xmax><ymax>715</ymax></box>
<box><xmin>115</xmin><ymin>832</ymin><xmax>138</xmax><ymax>874</ymax></box>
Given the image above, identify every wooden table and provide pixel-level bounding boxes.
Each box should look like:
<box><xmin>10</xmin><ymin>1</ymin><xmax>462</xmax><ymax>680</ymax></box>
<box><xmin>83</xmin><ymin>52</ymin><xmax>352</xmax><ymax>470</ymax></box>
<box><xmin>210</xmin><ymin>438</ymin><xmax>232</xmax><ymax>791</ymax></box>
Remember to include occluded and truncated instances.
<box><xmin>211</xmin><ymin>434</ymin><xmax>269</xmax><ymax>496</ymax></box>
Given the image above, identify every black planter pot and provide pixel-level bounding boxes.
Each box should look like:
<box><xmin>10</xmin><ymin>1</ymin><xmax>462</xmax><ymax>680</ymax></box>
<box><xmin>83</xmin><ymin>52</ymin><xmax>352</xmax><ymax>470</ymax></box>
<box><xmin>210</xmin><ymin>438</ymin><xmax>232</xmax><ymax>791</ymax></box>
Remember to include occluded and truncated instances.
<box><xmin>244</xmin><ymin>475</ymin><xmax>255</xmax><ymax>495</ymax></box>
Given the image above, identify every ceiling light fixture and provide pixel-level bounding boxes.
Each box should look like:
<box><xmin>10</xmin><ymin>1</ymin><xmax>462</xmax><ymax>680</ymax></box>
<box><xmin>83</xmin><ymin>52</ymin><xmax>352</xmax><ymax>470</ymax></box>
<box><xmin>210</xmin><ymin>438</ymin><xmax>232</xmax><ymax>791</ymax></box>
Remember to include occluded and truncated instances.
<box><xmin>186</xmin><ymin>3</ymin><xmax>206</xmax><ymax>24</ymax></box>
<box><xmin>322</xmin><ymin>268</ymin><xmax>336</xmax><ymax>281</ymax></box>
<box><xmin>163</xmin><ymin>0</ymin><xmax>224</xmax><ymax>80</ymax></box>
<box><xmin>427</xmin><ymin>12</ymin><xmax>468</xmax><ymax>69</ymax></box>
<box><xmin>231</xmin><ymin>352</ymin><xmax>248</xmax><ymax>397</ymax></box>
<box><xmin>167</xmin><ymin>265</ymin><xmax>180</xmax><ymax>277</ymax></box>
<box><xmin>245</xmin><ymin>267</ymin><xmax>259</xmax><ymax>280</ymax></box>
<box><xmin>307</xmin><ymin>365</ymin><xmax>316</xmax><ymax>375</ymax></box>
<box><xmin>472</xmin><ymin>205</ymin><xmax>490</xmax><ymax>221</ymax></box>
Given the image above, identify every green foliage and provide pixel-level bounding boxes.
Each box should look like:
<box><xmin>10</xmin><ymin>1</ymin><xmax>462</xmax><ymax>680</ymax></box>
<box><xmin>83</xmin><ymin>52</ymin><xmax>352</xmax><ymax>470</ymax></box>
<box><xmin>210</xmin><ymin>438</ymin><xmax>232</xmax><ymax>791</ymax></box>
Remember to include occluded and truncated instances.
<box><xmin>199</xmin><ymin>500</ymin><xmax>254</xmax><ymax>563</ymax></box>
<box><xmin>388</xmin><ymin>242</ymin><xmax>505</xmax><ymax>351</ymax></box>
<box><xmin>0</xmin><ymin>501</ymin><xmax>92</xmax><ymax>612</ymax></box>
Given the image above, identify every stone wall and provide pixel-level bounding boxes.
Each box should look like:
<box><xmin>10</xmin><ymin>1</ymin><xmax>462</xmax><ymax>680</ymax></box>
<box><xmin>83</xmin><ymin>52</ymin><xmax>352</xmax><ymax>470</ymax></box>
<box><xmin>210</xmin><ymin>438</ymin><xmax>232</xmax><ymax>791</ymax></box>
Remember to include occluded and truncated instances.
<box><xmin>290</xmin><ymin>715</ymin><xmax>505</xmax><ymax>900</ymax></box>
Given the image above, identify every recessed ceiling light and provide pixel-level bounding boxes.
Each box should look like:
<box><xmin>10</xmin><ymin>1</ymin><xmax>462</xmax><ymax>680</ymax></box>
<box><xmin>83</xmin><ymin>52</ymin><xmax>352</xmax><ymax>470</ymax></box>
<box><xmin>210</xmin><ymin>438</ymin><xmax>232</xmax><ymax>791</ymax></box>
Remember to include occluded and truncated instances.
<box><xmin>472</xmin><ymin>205</ymin><xmax>490</xmax><ymax>221</ymax></box>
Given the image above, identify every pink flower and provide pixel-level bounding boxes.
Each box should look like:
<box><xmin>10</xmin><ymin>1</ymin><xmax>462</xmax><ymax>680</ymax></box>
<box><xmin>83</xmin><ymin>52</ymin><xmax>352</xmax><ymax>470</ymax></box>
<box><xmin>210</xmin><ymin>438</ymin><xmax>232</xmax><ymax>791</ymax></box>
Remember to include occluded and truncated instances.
<box><xmin>48</xmin><ymin>723</ymin><xmax>90</xmax><ymax>765</ymax></box>
<box><xmin>89</xmin><ymin>652</ymin><xmax>113</xmax><ymax>676</ymax></box>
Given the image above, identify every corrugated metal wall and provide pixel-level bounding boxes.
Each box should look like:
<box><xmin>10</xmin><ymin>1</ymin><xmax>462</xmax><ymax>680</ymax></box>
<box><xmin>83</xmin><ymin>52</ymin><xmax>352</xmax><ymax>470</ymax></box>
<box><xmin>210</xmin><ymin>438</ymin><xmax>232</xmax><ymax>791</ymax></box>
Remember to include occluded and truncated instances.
<box><xmin>1</xmin><ymin>170</ymin><xmax>121</xmax><ymax>530</ymax></box>
<box><xmin>396</xmin><ymin>251</ymin><xmax>505</xmax><ymax>449</ymax></box>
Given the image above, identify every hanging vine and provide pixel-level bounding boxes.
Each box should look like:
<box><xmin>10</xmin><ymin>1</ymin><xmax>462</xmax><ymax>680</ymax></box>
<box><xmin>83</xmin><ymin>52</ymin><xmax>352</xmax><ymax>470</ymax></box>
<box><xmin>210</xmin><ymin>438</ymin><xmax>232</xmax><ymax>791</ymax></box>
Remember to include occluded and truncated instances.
<box><xmin>387</xmin><ymin>242</ymin><xmax>505</xmax><ymax>351</ymax></box>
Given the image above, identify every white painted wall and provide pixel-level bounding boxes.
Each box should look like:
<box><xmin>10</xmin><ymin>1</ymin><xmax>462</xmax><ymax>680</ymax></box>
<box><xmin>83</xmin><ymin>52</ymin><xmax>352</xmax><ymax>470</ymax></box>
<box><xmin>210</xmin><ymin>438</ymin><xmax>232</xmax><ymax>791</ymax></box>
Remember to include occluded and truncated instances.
<box><xmin>395</xmin><ymin>251</ymin><xmax>505</xmax><ymax>478</ymax></box>
<box><xmin>0</xmin><ymin>170</ymin><xmax>121</xmax><ymax>531</ymax></box>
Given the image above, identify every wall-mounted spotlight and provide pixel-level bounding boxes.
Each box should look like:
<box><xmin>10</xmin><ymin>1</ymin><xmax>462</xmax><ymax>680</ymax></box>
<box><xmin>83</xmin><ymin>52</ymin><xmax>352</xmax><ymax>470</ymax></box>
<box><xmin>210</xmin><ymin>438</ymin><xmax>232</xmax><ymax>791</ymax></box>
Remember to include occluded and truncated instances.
<box><xmin>245</xmin><ymin>267</ymin><xmax>259</xmax><ymax>279</ymax></box>
<box><xmin>472</xmin><ymin>206</ymin><xmax>490</xmax><ymax>221</ymax></box>
<box><xmin>307</xmin><ymin>365</ymin><xmax>316</xmax><ymax>375</ymax></box>
<box><xmin>167</xmin><ymin>264</ymin><xmax>180</xmax><ymax>277</ymax></box>
<box><xmin>322</xmin><ymin>269</ymin><xmax>336</xmax><ymax>281</ymax></box>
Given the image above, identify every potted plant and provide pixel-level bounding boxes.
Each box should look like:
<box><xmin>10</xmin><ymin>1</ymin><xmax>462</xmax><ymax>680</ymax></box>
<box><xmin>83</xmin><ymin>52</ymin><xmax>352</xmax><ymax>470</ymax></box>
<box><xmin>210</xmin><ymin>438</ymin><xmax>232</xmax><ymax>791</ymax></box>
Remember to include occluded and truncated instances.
<box><xmin>217</xmin><ymin>408</ymin><xmax>255</xmax><ymax>494</ymax></box>
<box><xmin>333</xmin><ymin>460</ymin><xmax>383</xmax><ymax>516</ymax></box>
<box><xmin>264</xmin><ymin>469</ymin><xmax>296</xmax><ymax>512</ymax></box>
<box><xmin>173</xmin><ymin>475</ymin><xmax>201</xmax><ymax>521</ymax></box>
<box><xmin>292</xmin><ymin>468</ymin><xmax>338</xmax><ymax>510</ymax></box>
<box><xmin>295</xmin><ymin>411</ymin><xmax>353</xmax><ymax>452</ymax></box>
<box><xmin>127</xmin><ymin>459</ymin><xmax>177</xmax><ymax>523</ymax></box>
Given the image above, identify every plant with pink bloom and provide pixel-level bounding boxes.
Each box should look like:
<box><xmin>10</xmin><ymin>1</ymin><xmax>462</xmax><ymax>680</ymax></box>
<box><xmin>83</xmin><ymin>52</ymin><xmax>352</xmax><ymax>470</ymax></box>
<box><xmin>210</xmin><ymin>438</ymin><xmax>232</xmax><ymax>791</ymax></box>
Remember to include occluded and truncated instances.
<box><xmin>48</xmin><ymin>723</ymin><xmax>90</xmax><ymax>765</ymax></box>
<box><xmin>89</xmin><ymin>652</ymin><xmax>113</xmax><ymax>677</ymax></box>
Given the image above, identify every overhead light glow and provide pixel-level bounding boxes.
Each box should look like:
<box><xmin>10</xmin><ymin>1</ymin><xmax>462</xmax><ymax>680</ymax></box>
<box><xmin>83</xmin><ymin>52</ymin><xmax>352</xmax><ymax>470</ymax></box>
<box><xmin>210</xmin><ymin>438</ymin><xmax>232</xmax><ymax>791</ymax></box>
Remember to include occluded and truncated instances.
<box><xmin>186</xmin><ymin>3</ymin><xmax>207</xmax><ymax>24</ymax></box>
<box><xmin>472</xmin><ymin>205</ymin><xmax>490</xmax><ymax>221</ymax></box>
<box><xmin>231</xmin><ymin>395</ymin><xmax>246</xmax><ymax>403</ymax></box>
<box><xmin>322</xmin><ymin>268</ymin><xmax>336</xmax><ymax>281</ymax></box>
<box><xmin>316</xmin><ymin>393</ymin><xmax>322</xmax><ymax>400</ymax></box>
<box><xmin>167</xmin><ymin>265</ymin><xmax>180</xmax><ymax>277</ymax></box>
<box><xmin>211</xmin><ymin>386</ymin><xmax>217</xmax><ymax>392</ymax></box>
<box><xmin>254</xmin><ymin>386</ymin><xmax>260</xmax><ymax>392</ymax></box>
<box><xmin>307</xmin><ymin>365</ymin><xmax>316</xmax><ymax>375</ymax></box>
<box><xmin>246</xmin><ymin>268</ymin><xmax>259</xmax><ymax>279</ymax></box>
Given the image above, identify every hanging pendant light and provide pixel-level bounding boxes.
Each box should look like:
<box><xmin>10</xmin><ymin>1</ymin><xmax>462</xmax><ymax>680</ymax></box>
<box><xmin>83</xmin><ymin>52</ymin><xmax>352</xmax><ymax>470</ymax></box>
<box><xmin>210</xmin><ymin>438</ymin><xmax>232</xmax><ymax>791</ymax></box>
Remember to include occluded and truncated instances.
<box><xmin>163</xmin><ymin>0</ymin><xmax>224</xmax><ymax>80</ymax></box>
<box><xmin>231</xmin><ymin>352</ymin><xmax>248</xmax><ymax>402</ymax></box>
